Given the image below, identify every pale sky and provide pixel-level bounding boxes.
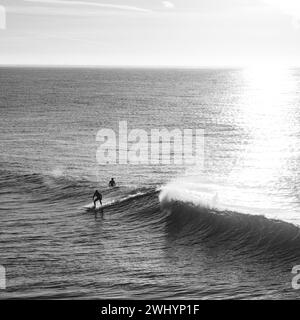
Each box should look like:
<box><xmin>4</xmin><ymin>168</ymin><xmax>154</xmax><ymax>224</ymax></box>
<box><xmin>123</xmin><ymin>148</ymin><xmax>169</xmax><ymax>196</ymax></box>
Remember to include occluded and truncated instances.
<box><xmin>0</xmin><ymin>0</ymin><xmax>300</xmax><ymax>66</ymax></box>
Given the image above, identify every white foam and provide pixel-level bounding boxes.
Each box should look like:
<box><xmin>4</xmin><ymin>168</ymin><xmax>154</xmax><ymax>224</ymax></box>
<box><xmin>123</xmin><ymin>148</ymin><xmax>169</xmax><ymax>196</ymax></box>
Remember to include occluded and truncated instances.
<box><xmin>159</xmin><ymin>177</ymin><xmax>300</xmax><ymax>227</ymax></box>
<box><xmin>50</xmin><ymin>167</ymin><xmax>64</xmax><ymax>178</ymax></box>
<box><xmin>159</xmin><ymin>180</ymin><xmax>219</xmax><ymax>210</ymax></box>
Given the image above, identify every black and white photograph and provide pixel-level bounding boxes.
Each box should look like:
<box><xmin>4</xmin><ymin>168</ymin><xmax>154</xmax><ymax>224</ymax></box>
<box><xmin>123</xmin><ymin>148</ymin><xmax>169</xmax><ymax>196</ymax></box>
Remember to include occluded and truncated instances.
<box><xmin>1</xmin><ymin>0</ymin><xmax>300</xmax><ymax>303</ymax></box>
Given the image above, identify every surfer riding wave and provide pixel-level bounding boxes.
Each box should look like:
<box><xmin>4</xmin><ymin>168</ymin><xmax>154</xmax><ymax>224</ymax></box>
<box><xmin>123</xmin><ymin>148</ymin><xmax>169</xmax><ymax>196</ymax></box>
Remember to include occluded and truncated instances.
<box><xmin>93</xmin><ymin>190</ymin><xmax>102</xmax><ymax>208</ymax></box>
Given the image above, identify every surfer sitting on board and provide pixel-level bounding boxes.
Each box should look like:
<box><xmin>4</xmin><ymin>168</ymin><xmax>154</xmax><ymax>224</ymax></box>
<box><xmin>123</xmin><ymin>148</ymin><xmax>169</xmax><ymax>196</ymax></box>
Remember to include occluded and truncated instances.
<box><xmin>93</xmin><ymin>190</ymin><xmax>102</xmax><ymax>208</ymax></box>
<box><xmin>109</xmin><ymin>178</ymin><xmax>116</xmax><ymax>187</ymax></box>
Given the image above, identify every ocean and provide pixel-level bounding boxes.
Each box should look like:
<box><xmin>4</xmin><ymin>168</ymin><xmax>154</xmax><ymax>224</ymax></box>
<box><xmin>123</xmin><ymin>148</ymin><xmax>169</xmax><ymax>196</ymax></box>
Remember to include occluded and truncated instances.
<box><xmin>1</xmin><ymin>67</ymin><xmax>300</xmax><ymax>299</ymax></box>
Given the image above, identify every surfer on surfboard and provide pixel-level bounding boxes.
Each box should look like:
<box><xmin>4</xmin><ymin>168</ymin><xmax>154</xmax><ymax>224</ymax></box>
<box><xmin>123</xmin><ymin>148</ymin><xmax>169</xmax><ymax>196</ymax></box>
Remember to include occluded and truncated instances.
<box><xmin>93</xmin><ymin>190</ymin><xmax>102</xmax><ymax>208</ymax></box>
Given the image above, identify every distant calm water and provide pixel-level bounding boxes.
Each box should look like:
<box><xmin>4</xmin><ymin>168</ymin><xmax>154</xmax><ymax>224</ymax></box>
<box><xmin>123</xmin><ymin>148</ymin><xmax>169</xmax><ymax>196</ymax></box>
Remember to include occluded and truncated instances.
<box><xmin>1</xmin><ymin>67</ymin><xmax>300</xmax><ymax>299</ymax></box>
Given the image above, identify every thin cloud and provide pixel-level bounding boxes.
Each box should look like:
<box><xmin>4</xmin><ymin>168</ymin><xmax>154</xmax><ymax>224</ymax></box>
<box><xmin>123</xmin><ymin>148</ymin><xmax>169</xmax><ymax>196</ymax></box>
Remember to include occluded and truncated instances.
<box><xmin>0</xmin><ymin>5</ymin><xmax>6</xmax><ymax>30</ymax></box>
<box><xmin>262</xmin><ymin>0</ymin><xmax>300</xmax><ymax>29</ymax></box>
<box><xmin>162</xmin><ymin>1</ymin><xmax>174</xmax><ymax>9</ymax></box>
<box><xmin>24</xmin><ymin>0</ymin><xmax>152</xmax><ymax>13</ymax></box>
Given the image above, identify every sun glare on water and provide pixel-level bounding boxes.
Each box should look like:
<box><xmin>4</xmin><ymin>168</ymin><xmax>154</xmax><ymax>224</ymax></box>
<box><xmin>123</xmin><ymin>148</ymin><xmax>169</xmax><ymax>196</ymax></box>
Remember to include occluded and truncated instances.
<box><xmin>227</xmin><ymin>65</ymin><xmax>300</xmax><ymax>222</ymax></box>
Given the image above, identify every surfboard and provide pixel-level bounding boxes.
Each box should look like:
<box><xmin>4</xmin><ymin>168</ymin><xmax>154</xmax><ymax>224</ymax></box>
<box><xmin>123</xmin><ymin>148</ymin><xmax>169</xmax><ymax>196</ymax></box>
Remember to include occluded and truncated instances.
<box><xmin>83</xmin><ymin>201</ymin><xmax>114</xmax><ymax>212</ymax></box>
<box><xmin>84</xmin><ymin>204</ymin><xmax>101</xmax><ymax>211</ymax></box>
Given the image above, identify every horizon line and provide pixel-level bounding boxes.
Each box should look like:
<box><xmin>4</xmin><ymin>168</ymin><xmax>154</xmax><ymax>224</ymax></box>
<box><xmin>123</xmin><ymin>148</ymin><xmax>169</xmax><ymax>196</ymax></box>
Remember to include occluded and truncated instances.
<box><xmin>0</xmin><ymin>64</ymin><xmax>299</xmax><ymax>69</ymax></box>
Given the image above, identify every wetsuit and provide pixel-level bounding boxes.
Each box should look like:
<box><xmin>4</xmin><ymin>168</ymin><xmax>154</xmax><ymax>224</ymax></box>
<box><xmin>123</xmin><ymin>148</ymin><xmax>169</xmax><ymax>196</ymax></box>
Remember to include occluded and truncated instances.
<box><xmin>93</xmin><ymin>191</ymin><xmax>102</xmax><ymax>207</ymax></box>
